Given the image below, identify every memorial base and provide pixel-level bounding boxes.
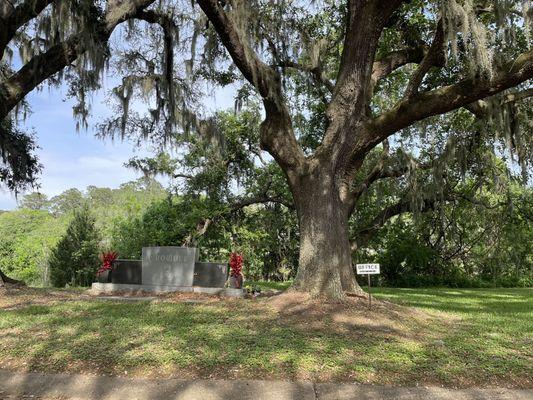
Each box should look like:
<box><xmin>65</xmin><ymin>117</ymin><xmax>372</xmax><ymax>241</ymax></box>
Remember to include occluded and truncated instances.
<box><xmin>90</xmin><ymin>282</ymin><xmax>246</xmax><ymax>297</ymax></box>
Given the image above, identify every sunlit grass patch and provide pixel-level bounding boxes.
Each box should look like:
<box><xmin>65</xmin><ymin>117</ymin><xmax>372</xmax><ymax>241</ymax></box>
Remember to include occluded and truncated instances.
<box><xmin>0</xmin><ymin>286</ymin><xmax>531</xmax><ymax>387</ymax></box>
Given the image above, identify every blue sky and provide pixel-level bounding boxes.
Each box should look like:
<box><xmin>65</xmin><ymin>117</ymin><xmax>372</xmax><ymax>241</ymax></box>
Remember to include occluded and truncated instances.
<box><xmin>0</xmin><ymin>80</ymin><xmax>236</xmax><ymax>210</ymax></box>
<box><xmin>0</xmin><ymin>86</ymin><xmax>146</xmax><ymax>210</ymax></box>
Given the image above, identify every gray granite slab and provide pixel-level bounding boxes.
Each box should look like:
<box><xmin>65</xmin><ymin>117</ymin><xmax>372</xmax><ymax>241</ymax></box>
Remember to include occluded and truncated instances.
<box><xmin>111</xmin><ymin>259</ymin><xmax>142</xmax><ymax>285</ymax></box>
<box><xmin>193</xmin><ymin>262</ymin><xmax>228</xmax><ymax>288</ymax></box>
<box><xmin>90</xmin><ymin>283</ymin><xmax>246</xmax><ymax>297</ymax></box>
<box><xmin>142</xmin><ymin>247</ymin><xmax>197</xmax><ymax>287</ymax></box>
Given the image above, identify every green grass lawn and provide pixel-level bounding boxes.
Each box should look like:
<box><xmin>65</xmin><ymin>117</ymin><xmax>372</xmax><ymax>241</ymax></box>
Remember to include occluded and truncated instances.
<box><xmin>246</xmin><ymin>280</ymin><xmax>293</xmax><ymax>291</ymax></box>
<box><xmin>373</xmin><ymin>288</ymin><xmax>532</xmax><ymax>385</ymax></box>
<box><xmin>0</xmin><ymin>286</ymin><xmax>531</xmax><ymax>388</ymax></box>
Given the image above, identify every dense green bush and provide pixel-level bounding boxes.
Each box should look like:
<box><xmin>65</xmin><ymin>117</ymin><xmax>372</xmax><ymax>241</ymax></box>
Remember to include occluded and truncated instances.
<box><xmin>350</xmin><ymin>177</ymin><xmax>533</xmax><ymax>288</ymax></box>
<box><xmin>0</xmin><ymin>209</ymin><xmax>65</xmax><ymax>285</ymax></box>
<box><xmin>111</xmin><ymin>195</ymin><xmax>299</xmax><ymax>280</ymax></box>
<box><xmin>49</xmin><ymin>205</ymin><xmax>100</xmax><ymax>287</ymax></box>
<box><xmin>111</xmin><ymin>196</ymin><xmax>206</xmax><ymax>259</ymax></box>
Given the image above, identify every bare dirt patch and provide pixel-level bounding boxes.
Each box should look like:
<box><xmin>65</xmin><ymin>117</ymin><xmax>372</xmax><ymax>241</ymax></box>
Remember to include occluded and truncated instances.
<box><xmin>0</xmin><ymin>286</ymin><xmax>90</xmax><ymax>310</ymax></box>
<box><xmin>0</xmin><ymin>286</ymin><xmax>233</xmax><ymax>309</ymax></box>
<box><xmin>267</xmin><ymin>290</ymin><xmax>430</xmax><ymax>317</ymax></box>
<box><xmin>265</xmin><ymin>290</ymin><xmax>447</xmax><ymax>336</ymax></box>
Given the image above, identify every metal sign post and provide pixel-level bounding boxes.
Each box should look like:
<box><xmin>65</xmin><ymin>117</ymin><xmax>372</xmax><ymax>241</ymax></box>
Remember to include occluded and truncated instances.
<box><xmin>356</xmin><ymin>263</ymin><xmax>380</xmax><ymax>308</ymax></box>
<box><xmin>367</xmin><ymin>273</ymin><xmax>371</xmax><ymax>308</ymax></box>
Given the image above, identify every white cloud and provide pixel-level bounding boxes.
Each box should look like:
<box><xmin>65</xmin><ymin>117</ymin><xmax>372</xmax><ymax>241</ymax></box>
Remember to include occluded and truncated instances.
<box><xmin>0</xmin><ymin>191</ymin><xmax>18</xmax><ymax>210</ymax></box>
<box><xmin>77</xmin><ymin>156</ymin><xmax>125</xmax><ymax>170</ymax></box>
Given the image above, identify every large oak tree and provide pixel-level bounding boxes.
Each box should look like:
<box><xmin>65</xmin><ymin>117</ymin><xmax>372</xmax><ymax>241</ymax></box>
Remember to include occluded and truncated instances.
<box><xmin>1</xmin><ymin>0</ymin><xmax>532</xmax><ymax>297</ymax></box>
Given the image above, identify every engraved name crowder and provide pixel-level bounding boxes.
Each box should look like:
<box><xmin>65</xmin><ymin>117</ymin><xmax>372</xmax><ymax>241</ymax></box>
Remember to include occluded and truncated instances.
<box><xmin>153</xmin><ymin>254</ymin><xmax>189</xmax><ymax>263</ymax></box>
<box><xmin>356</xmin><ymin>263</ymin><xmax>380</xmax><ymax>308</ymax></box>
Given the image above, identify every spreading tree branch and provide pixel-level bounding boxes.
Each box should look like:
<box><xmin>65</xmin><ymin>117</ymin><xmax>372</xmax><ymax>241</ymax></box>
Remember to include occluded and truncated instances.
<box><xmin>0</xmin><ymin>0</ymin><xmax>157</xmax><ymax>120</ymax></box>
<box><xmin>371</xmin><ymin>45</ymin><xmax>427</xmax><ymax>91</ymax></box>
<box><xmin>231</xmin><ymin>193</ymin><xmax>293</xmax><ymax>211</ymax></box>
<box><xmin>368</xmin><ymin>50</ymin><xmax>533</xmax><ymax>148</ymax></box>
<box><xmin>195</xmin><ymin>0</ymin><xmax>305</xmax><ymax>171</ymax></box>
<box><xmin>404</xmin><ymin>19</ymin><xmax>445</xmax><ymax>98</ymax></box>
<box><xmin>464</xmin><ymin>87</ymin><xmax>533</xmax><ymax>118</ymax></box>
<box><xmin>352</xmin><ymin>159</ymin><xmax>432</xmax><ymax>202</ymax></box>
<box><xmin>276</xmin><ymin>60</ymin><xmax>334</xmax><ymax>93</ymax></box>
<box><xmin>0</xmin><ymin>0</ymin><xmax>55</xmax><ymax>58</ymax></box>
<box><xmin>352</xmin><ymin>197</ymin><xmax>437</xmax><ymax>251</ymax></box>
<box><xmin>352</xmin><ymin>188</ymin><xmax>510</xmax><ymax>252</ymax></box>
<box><xmin>181</xmin><ymin>188</ymin><xmax>293</xmax><ymax>247</ymax></box>
<box><xmin>174</xmin><ymin>173</ymin><xmax>195</xmax><ymax>180</ymax></box>
<box><xmin>502</xmin><ymin>88</ymin><xmax>533</xmax><ymax>104</ymax></box>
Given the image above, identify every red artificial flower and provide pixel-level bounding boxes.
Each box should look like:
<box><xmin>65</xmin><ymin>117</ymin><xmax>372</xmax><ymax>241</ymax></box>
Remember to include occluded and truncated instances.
<box><xmin>97</xmin><ymin>251</ymin><xmax>118</xmax><ymax>275</ymax></box>
<box><xmin>229</xmin><ymin>252</ymin><xmax>243</xmax><ymax>277</ymax></box>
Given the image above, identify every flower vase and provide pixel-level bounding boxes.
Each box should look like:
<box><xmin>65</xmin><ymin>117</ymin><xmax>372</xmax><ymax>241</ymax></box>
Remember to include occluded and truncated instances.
<box><xmin>97</xmin><ymin>270</ymin><xmax>111</xmax><ymax>283</ymax></box>
<box><xmin>229</xmin><ymin>275</ymin><xmax>243</xmax><ymax>289</ymax></box>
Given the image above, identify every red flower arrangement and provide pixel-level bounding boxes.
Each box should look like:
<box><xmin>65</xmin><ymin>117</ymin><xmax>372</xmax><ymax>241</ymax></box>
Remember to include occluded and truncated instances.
<box><xmin>229</xmin><ymin>252</ymin><xmax>243</xmax><ymax>277</ymax></box>
<box><xmin>229</xmin><ymin>252</ymin><xmax>244</xmax><ymax>289</ymax></box>
<box><xmin>97</xmin><ymin>251</ymin><xmax>118</xmax><ymax>275</ymax></box>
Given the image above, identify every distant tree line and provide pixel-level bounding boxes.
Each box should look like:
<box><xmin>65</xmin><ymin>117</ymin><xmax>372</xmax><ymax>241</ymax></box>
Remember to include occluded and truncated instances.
<box><xmin>0</xmin><ymin>178</ymin><xmax>166</xmax><ymax>285</ymax></box>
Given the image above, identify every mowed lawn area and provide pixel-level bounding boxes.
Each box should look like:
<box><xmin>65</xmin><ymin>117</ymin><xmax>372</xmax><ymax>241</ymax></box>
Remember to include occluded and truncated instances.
<box><xmin>0</xmin><ymin>286</ymin><xmax>531</xmax><ymax>388</ymax></box>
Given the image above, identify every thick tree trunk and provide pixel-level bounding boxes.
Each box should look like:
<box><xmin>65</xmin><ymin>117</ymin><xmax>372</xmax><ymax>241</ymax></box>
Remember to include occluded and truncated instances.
<box><xmin>291</xmin><ymin>174</ymin><xmax>362</xmax><ymax>299</ymax></box>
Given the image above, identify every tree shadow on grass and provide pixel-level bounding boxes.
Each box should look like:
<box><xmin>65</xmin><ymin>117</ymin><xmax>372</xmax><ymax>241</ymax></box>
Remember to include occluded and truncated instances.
<box><xmin>2</xmin><ymin>298</ymin><xmax>413</xmax><ymax>376</ymax></box>
<box><xmin>0</xmin><ymin>288</ymin><xmax>531</xmax><ymax>392</ymax></box>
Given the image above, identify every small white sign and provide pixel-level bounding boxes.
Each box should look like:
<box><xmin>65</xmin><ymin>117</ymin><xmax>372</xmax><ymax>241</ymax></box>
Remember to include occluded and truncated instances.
<box><xmin>356</xmin><ymin>263</ymin><xmax>380</xmax><ymax>275</ymax></box>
